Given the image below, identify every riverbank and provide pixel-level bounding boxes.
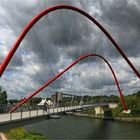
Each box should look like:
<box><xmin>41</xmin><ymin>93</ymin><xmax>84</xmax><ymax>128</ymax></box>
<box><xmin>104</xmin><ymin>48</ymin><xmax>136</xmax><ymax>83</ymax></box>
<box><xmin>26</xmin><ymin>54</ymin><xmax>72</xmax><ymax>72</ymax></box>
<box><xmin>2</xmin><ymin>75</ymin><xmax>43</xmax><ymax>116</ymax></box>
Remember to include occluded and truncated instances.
<box><xmin>1</xmin><ymin>128</ymin><xmax>50</xmax><ymax>140</ymax></box>
<box><xmin>73</xmin><ymin>112</ymin><xmax>140</xmax><ymax>123</ymax></box>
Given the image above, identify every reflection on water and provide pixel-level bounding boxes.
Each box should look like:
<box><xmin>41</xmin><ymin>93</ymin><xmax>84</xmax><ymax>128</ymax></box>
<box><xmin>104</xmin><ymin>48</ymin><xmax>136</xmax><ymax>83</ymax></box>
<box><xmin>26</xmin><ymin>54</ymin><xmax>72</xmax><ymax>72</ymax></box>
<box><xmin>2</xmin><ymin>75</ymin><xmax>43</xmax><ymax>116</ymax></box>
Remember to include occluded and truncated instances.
<box><xmin>23</xmin><ymin>116</ymin><xmax>140</xmax><ymax>139</ymax></box>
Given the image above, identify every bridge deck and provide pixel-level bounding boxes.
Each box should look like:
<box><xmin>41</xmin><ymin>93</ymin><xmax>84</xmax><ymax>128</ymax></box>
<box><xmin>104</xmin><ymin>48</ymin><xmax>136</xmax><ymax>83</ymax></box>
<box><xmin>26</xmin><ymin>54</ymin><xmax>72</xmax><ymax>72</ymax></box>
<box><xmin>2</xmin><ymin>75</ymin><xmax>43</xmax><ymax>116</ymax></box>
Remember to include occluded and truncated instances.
<box><xmin>0</xmin><ymin>105</ymin><xmax>92</xmax><ymax>125</ymax></box>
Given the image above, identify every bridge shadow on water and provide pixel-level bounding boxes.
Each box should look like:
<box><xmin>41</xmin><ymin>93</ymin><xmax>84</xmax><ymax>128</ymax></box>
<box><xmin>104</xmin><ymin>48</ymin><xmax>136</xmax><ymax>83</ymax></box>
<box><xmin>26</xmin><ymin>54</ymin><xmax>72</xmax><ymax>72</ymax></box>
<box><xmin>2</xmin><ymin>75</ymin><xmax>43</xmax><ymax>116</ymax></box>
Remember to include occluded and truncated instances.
<box><xmin>88</xmin><ymin>120</ymin><xmax>113</xmax><ymax>139</ymax></box>
<box><xmin>87</xmin><ymin>106</ymin><xmax>114</xmax><ymax>139</ymax></box>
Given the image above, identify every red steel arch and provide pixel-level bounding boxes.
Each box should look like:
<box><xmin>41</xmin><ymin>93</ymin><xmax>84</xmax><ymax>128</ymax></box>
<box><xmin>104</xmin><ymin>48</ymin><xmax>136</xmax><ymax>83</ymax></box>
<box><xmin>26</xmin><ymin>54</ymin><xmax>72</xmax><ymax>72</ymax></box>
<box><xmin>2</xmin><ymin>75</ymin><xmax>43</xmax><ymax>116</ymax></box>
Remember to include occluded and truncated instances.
<box><xmin>0</xmin><ymin>5</ymin><xmax>140</xmax><ymax>79</ymax></box>
<box><xmin>10</xmin><ymin>53</ymin><xmax>127</xmax><ymax>112</ymax></box>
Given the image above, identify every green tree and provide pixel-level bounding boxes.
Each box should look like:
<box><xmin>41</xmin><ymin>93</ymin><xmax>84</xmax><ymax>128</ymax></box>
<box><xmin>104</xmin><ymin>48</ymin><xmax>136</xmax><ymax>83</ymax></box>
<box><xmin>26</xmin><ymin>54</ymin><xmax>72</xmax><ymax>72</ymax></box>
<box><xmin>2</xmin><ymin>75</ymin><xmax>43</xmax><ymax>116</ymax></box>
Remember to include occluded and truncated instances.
<box><xmin>0</xmin><ymin>87</ymin><xmax>7</xmax><ymax>104</ymax></box>
<box><xmin>0</xmin><ymin>86</ymin><xmax>8</xmax><ymax>113</ymax></box>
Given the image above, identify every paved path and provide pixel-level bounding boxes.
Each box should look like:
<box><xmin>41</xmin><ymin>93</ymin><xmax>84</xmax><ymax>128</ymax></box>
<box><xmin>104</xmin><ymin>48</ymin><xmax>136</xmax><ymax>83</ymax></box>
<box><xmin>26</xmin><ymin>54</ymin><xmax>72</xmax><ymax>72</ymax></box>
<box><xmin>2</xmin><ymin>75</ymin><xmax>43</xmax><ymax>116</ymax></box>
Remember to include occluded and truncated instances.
<box><xmin>0</xmin><ymin>133</ymin><xmax>7</xmax><ymax>140</ymax></box>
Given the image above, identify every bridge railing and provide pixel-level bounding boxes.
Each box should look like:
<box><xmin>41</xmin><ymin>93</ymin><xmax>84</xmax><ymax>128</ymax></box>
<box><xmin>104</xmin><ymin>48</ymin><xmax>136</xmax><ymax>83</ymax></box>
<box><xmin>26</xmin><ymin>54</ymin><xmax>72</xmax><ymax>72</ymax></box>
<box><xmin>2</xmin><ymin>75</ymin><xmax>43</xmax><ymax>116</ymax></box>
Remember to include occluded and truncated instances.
<box><xmin>0</xmin><ymin>104</ymin><xmax>93</xmax><ymax>123</ymax></box>
<box><xmin>0</xmin><ymin>102</ymin><xmax>91</xmax><ymax>114</ymax></box>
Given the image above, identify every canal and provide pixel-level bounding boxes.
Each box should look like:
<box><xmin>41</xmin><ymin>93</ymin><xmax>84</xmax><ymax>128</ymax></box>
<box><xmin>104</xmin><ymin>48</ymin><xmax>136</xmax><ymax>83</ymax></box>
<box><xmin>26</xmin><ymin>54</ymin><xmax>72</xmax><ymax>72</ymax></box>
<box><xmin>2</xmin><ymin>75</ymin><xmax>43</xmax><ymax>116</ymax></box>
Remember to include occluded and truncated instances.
<box><xmin>23</xmin><ymin>115</ymin><xmax>140</xmax><ymax>139</ymax></box>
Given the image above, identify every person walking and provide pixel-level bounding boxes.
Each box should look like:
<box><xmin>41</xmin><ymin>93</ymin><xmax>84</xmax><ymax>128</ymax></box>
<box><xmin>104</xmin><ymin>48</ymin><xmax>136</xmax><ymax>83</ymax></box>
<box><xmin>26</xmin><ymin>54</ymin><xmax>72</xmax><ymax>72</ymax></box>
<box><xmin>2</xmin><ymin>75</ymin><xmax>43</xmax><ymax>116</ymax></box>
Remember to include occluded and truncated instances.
<box><xmin>43</xmin><ymin>101</ymin><xmax>48</xmax><ymax>112</ymax></box>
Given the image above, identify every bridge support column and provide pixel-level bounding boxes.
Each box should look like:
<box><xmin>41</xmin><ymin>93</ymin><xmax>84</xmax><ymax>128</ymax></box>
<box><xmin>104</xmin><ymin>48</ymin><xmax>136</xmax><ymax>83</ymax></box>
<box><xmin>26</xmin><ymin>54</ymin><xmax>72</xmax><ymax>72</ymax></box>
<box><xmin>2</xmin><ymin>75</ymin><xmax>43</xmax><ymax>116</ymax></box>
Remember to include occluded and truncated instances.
<box><xmin>29</xmin><ymin>109</ymin><xmax>31</xmax><ymax>117</ymax></box>
<box><xmin>57</xmin><ymin>107</ymin><xmax>58</xmax><ymax>113</ymax></box>
<box><xmin>10</xmin><ymin>112</ymin><xmax>12</xmax><ymax>121</ymax></box>
<box><xmin>20</xmin><ymin>108</ymin><xmax>22</xmax><ymax>119</ymax></box>
<box><xmin>37</xmin><ymin>107</ymin><xmax>38</xmax><ymax>116</ymax></box>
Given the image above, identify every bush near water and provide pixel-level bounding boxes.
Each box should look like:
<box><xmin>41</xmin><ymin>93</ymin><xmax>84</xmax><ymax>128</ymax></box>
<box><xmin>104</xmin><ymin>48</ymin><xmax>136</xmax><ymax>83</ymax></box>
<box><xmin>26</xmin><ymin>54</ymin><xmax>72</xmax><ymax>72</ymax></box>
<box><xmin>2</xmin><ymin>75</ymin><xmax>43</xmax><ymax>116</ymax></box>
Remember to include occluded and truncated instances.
<box><xmin>6</xmin><ymin>128</ymin><xmax>51</xmax><ymax>140</ymax></box>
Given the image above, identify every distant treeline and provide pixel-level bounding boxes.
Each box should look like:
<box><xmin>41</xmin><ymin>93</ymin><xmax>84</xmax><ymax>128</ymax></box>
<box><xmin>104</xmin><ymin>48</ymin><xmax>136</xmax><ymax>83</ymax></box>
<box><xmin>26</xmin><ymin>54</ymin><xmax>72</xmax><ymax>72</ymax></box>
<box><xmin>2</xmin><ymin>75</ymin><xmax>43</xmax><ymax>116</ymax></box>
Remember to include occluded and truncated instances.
<box><xmin>0</xmin><ymin>85</ymin><xmax>140</xmax><ymax>115</ymax></box>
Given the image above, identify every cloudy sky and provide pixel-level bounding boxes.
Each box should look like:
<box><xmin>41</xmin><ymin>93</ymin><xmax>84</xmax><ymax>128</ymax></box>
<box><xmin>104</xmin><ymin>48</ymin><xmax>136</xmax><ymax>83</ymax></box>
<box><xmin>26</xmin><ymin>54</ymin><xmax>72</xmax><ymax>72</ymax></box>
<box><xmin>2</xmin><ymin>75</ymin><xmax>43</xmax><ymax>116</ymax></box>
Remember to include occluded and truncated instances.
<box><xmin>0</xmin><ymin>0</ymin><xmax>140</xmax><ymax>99</ymax></box>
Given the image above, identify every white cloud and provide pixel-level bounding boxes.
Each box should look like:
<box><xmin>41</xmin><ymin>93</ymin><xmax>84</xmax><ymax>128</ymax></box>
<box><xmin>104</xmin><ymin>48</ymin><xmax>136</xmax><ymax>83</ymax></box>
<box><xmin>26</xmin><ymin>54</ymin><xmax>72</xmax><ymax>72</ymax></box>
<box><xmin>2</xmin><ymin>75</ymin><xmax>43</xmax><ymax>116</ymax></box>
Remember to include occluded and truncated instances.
<box><xmin>0</xmin><ymin>0</ymin><xmax>140</xmax><ymax>99</ymax></box>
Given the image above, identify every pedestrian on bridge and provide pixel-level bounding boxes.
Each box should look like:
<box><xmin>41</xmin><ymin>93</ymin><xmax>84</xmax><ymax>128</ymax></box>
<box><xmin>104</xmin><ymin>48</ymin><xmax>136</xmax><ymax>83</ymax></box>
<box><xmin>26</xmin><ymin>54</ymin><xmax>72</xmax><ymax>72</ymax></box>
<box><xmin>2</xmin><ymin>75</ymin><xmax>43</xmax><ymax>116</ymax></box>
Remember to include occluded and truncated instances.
<box><xmin>43</xmin><ymin>102</ymin><xmax>48</xmax><ymax>112</ymax></box>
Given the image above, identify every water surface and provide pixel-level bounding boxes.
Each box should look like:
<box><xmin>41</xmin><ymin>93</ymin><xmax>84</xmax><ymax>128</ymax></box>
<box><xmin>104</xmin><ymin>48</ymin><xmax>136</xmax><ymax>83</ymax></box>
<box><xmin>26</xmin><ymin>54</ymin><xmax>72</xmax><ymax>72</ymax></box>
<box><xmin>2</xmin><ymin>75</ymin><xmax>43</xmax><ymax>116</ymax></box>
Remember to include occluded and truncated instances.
<box><xmin>24</xmin><ymin>116</ymin><xmax>140</xmax><ymax>139</ymax></box>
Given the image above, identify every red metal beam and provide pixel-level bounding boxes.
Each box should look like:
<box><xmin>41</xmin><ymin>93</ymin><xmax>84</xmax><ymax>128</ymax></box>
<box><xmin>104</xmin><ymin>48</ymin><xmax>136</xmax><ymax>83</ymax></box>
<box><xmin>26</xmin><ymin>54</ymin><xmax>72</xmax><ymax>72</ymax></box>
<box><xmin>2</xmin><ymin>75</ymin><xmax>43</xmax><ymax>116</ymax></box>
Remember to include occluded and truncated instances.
<box><xmin>0</xmin><ymin>5</ymin><xmax>140</xmax><ymax>79</ymax></box>
<box><xmin>10</xmin><ymin>53</ymin><xmax>127</xmax><ymax>112</ymax></box>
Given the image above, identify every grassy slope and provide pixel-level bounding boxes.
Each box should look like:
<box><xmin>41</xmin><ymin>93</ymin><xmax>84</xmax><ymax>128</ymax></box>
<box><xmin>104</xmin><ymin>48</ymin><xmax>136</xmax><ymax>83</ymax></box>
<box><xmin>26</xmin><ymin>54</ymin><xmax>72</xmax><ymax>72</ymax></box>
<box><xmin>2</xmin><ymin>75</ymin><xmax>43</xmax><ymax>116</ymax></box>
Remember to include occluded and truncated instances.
<box><xmin>83</xmin><ymin>91</ymin><xmax>140</xmax><ymax>118</ymax></box>
<box><xmin>6</xmin><ymin>128</ymin><xmax>51</xmax><ymax>140</ymax></box>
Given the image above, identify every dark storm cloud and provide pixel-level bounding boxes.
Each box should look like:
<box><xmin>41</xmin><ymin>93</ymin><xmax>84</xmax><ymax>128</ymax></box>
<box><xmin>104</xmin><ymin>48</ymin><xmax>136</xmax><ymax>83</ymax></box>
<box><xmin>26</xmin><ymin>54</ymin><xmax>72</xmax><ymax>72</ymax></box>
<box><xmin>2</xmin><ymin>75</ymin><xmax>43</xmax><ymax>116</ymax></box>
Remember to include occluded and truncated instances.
<box><xmin>1</xmin><ymin>0</ymin><xmax>140</xmax><ymax>66</ymax></box>
<box><xmin>0</xmin><ymin>0</ymin><xmax>40</xmax><ymax>69</ymax></box>
<box><xmin>100</xmin><ymin>0</ymin><xmax>140</xmax><ymax>58</ymax></box>
<box><xmin>38</xmin><ymin>0</ymin><xmax>140</xmax><ymax>62</ymax></box>
<box><xmin>0</xmin><ymin>0</ymin><xmax>110</xmax><ymax>67</ymax></box>
<box><xmin>1</xmin><ymin>0</ymin><xmax>140</xmax><ymax>98</ymax></box>
<box><xmin>80</xmin><ymin>67</ymin><xmax>130</xmax><ymax>90</ymax></box>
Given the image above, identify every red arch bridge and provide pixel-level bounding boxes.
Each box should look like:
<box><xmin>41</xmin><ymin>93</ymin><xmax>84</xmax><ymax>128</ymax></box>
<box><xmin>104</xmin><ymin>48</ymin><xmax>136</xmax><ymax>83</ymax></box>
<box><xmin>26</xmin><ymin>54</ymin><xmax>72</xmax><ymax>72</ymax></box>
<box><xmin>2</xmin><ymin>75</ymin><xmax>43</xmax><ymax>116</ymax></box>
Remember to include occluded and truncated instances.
<box><xmin>0</xmin><ymin>5</ymin><xmax>140</xmax><ymax>113</ymax></box>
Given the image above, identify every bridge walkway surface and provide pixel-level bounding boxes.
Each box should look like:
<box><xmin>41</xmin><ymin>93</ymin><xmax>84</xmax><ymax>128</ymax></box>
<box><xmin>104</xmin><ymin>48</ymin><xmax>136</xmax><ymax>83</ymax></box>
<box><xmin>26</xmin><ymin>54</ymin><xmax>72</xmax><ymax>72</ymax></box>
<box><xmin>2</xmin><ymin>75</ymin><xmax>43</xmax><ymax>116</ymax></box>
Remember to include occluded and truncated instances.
<box><xmin>0</xmin><ymin>105</ymin><xmax>92</xmax><ymax>125</ymax></box>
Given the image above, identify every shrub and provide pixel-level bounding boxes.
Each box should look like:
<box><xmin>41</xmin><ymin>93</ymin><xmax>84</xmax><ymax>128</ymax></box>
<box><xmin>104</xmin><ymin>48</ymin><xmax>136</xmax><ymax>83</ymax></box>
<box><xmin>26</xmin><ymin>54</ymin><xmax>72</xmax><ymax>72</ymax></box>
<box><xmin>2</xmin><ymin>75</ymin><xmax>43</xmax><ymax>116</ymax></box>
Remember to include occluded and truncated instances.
<box><xmin>6</xmin><ymin>128</ymin><xmax>27</xmax><ymax>139</ymax></box>
<box><xmin>6</xmin><ymin>128</ymin><xmax>50</xmax><ymax>140</ymax></box>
